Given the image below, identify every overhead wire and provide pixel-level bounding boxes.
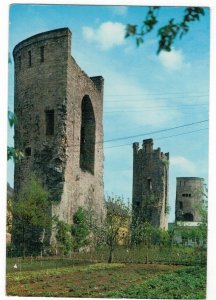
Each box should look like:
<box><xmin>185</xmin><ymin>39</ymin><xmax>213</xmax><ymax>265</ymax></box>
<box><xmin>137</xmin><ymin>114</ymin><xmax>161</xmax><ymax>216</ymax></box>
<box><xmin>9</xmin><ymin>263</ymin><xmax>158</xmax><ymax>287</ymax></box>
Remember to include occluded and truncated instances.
<box><xmin>105</xmin><ymin>91</ymin><xmax>209</xmax><ymax>97</ymax></box>
<box><xmin>69</xmin><ymin>119</ymin><xmax>208</xmax><ymax>150</ymax></box>
<box><xmin>104</xmin><ymin>106</ymin><xmax>208</xmax><ymax>113</ymax></box>
<box><xmin>104</xmin><ymin>119</ymin><xmax>208</xmax><ymax>143</ymax></box>
<box><xmin>104</xmin><ymin>95</ymin><xmax>209</xmax><ymax>103</ymax></box>
<box><xmin>105</xmin><ymin>127</ymin><xmax>208</xmax><ymax>149</ymax></box>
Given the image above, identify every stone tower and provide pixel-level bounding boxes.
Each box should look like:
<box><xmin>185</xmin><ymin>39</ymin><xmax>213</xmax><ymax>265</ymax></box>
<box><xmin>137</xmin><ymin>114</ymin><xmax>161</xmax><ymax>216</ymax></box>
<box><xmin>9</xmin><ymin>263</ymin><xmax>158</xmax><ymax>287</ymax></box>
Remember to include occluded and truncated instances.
<box><xmin>13</xmin><ymin>28</ymin><xmax>105</xmax><ymax>228</ymax></box>
<box><xmin>175</xmin><ymin>177</ymin><xmax>204</xmax><ymax>222</ymax></box>
<box><xmin>132</xmin><ymin>139</ymin><xmax>169</xmax><ymax>229</ymax></box>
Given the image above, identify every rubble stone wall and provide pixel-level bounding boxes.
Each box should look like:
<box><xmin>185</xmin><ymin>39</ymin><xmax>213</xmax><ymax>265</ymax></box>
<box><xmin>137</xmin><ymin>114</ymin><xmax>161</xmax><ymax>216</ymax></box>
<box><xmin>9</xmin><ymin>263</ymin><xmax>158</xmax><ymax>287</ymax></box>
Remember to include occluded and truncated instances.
<box><xmin>13</xmin><ymin>28</ymin><xmax>105</xmax><ymax>240</ymax></box>
<box><xmin>132</xmin><ymin>139</ymin><xmax>169</xmax><ymax>229</ymax></box>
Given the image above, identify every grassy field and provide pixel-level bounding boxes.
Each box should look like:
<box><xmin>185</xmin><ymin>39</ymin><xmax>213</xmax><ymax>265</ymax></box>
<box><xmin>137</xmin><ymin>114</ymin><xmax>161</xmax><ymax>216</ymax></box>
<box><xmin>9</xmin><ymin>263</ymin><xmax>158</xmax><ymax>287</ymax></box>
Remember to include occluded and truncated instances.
<box><xmin>6</xmin><ymin>257</ymin><xmax>206</xmax><ymax>298</ymax></box>
<box><xmin>67</xmin><ymin>245</ymin><xmax>206</xmax><ymax>265</ymax></box>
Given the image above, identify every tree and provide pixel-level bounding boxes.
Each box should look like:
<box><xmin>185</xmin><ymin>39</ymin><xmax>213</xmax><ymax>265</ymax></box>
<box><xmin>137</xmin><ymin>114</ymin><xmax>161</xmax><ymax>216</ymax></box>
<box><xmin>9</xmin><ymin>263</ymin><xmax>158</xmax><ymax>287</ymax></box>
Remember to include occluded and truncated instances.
<box><xmin>132</xmin><ymin>221</ymin><xmax>158</xmax><ymax>263</ymax></box>
<box><xmin>55</xmin><ymin>219</ymin><xmax>73</xmax><ymax>255</ymax></box>
<box><xmin>12</xmin><ymin>176</ymin><xmax>51</xmax><ymax>257</ymax></box>
<box><xmin>132</xmin><ymin>195</ymin><xmax>160</xmax><ymax>230</ymax></box>
<box><xmin>71</xmin><ymin>207</ymin><xmax>91</xmax><ymax>252</ymax></box>
<box><xmin>125</xmin><ymin>6</ymin><xmax>205</xmax><ymax>54</ymax></box>
<box><xmin>102</xmin><ymin>196</ymin><xmax>130</xmax><ymax>263</ymax></box>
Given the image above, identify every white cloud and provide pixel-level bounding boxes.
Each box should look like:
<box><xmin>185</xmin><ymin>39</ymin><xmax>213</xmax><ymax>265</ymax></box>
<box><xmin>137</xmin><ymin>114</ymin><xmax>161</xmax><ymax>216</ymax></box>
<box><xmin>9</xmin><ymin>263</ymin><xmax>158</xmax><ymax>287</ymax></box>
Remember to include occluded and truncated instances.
<box><xmin>170</xmin><ymin>156</ymin><xmax>197</xmax><ymax>174</ymax></box>
<box><xmin>111</xmin><ymin>6</ymin><xmax>128</xmax><ymax>16</ymax></box>
<box><xmin>82</xmin><ymin>21</ymin><xmax>125</xmax><ymax>50</ymax></box>
<box><xmin>159</xmin><ymin>48</ymin><xmax>190</xmax><ymax>71</ymax></box>
<box><xmin>103</xmin><ymin>73</ymin><xmax>181</xmax><ymax>128</ymax></box>
<box><xmin>75</xmin><ymin>44</ymin><xmax>182</xmax><ymax>129</ymax></box>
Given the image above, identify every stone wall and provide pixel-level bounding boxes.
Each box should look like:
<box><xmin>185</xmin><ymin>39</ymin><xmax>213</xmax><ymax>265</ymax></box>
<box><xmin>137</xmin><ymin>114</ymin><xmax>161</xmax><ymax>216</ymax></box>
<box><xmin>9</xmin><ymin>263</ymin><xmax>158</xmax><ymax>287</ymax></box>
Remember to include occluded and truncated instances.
<box><xmin>13</xmin><ymin>28</ymin><xmax>105</xmax><ymax>242</ymax></box>
<box><xmin>132</xmin><ymin>139</ymin><xmax>169</xmax><ymax>229</ymax></box>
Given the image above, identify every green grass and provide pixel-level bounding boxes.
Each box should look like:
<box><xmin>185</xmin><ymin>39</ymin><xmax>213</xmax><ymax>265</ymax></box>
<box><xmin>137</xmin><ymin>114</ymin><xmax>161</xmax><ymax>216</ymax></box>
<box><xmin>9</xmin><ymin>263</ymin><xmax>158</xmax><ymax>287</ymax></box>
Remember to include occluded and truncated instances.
<box><xmin>6</xmin><ymin>257</ymin><xmax>89</xmax><ymax>273</ymax></box>
<box><xmin>6</xmin><ymin>258</ymin><xmax>207</xmax><ymax>298</ymax></box>
<box><xmin>108</xmin><ymin>265</ymin><xmax>206</xmax><ymax>299</ymax></box>
<box><xmin>6</xmin><ymin>246</ymin><xmax>207</xmax><ymax>298</ymax></box>
<box><xmin>7</xmin><ymin>260</ymin><xmax>186</xmax><ymax>297</ymax></box>
<box><xmin>60</xmin><ymin>245</ymin><xmax>206</xmax><ymax>265</ymax></box>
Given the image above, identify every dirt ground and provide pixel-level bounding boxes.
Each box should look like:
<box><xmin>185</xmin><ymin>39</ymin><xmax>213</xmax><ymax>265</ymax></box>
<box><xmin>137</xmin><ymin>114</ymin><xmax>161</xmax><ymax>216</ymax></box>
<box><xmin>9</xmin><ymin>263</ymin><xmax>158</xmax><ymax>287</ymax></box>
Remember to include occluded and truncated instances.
<box><xmin>6</xmin><ymin>262</ymin><xmax>181</xmax><ymax>297</ymax></box>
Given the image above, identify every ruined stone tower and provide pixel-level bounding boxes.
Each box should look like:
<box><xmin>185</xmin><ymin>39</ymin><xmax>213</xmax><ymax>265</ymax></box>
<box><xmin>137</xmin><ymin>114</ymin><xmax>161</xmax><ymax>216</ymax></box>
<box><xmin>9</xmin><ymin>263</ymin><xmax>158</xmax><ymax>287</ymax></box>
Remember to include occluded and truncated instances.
<box><xmin>13</xmin><ymin>28</ymin><xmax>105</xmax><ymax>228</ymax></box>
<box><xmin>175</xmin><ymin>177</ymin><xmax>204</xmax><ymax>222</ymax></box>
<box><xmin>132</xmin><ymin>139</ymin><xmax>169</xmax><ymax>229</ymax></box>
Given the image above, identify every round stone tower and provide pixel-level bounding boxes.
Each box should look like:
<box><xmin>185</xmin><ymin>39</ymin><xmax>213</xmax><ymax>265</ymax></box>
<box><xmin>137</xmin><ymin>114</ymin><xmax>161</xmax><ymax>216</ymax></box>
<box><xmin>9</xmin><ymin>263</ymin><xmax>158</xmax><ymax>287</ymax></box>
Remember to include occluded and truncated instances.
<box><xmin>175</xmin><ymin>177</ymin><xmax>204</xmax><ymax>222</ymax></box>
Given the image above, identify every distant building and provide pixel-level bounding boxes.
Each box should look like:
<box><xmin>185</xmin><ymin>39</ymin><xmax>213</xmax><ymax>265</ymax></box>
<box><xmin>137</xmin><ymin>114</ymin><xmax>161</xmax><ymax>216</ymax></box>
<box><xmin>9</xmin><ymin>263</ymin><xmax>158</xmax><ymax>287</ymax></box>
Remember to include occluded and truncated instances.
<box><xmin>175</xmin><ymin>177</ymin><xmax>204</xmax><ymax>222</ymax></box>
<box><xmin>168</xmin><ymin>176</ymin><xmax>206</xmax><ymax>247</ymax></box>
<box><xmin>132</xmin><ymin>139</ymin><xmax>169</xmax><ymax>229</ymax></box>
<box><xmin>168</xmin><ymin>221</ymin><xmax>206</xmax><ymax>247</ymax></box>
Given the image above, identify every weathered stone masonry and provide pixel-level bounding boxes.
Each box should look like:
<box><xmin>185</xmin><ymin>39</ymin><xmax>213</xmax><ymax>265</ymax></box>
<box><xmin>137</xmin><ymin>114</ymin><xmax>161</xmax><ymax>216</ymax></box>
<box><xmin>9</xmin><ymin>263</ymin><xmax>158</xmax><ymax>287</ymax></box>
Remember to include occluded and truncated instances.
<box><xmin>13</xmin><ymin>28</ymin><xmax>105</xmax><ymax>233</ymax></box>
<box><xmin>132</xmin><ymin>139</ymin><xmax>169</xmax><ymax>229</ymax></box>
<box><xmin>175</xmin><ymin>177</ymin><xmax>204</xmax><ymax>222</ymax></box>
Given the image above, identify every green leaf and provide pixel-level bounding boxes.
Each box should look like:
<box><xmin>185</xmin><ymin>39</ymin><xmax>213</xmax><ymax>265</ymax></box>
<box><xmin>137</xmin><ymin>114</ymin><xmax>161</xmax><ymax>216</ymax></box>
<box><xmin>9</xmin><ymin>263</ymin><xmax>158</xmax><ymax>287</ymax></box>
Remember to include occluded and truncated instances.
<box><xmin>8</xmin><ymin>110</ymin><xmax>15</xmax><ymax>127</ymax></box>
<box><xmin>136</xmin><ymin>37</ymin><xmax>144</xmax><ymax>47</ymax></box>
<box><xmin>126</xmin><ymin>24</ymin><xmax>137</xmax><ymax>36</ymax></box>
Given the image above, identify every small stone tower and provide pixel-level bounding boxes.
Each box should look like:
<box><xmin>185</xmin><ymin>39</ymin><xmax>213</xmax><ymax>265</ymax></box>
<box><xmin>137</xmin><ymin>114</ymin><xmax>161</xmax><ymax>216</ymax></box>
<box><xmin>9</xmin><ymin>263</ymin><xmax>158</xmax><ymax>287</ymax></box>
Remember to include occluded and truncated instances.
<box><xmin>175</xmin><ymin>177</ymin><xmax>204</xmax><ymax>222</ymax></box>
<box><xmin>132</xmin><ymin>139</ymin><xmax>169</xmax><ymax>229</ymax></box>
<box><xmin>13</xmin><ymin>28</ymin><xmax>105</xmax><ymax>229</ymax></box>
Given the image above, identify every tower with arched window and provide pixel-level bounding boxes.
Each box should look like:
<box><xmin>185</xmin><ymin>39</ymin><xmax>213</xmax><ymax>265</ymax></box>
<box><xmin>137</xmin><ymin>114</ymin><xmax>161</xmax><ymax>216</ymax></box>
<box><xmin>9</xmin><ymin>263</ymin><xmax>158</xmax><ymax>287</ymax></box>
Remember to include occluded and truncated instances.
<box><xmin>13</xmin><ymin>28</ymin><xmax>105</xmax><ymax>234</ymax></box>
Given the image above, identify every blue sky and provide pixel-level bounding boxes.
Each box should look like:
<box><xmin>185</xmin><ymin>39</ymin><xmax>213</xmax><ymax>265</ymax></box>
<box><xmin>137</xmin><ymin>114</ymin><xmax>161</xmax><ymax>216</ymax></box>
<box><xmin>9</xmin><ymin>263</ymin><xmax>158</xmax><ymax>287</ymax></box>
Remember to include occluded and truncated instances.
<box><xmin>7</xmin><ymin>4</ymin><xmax>210</xmax><ymax>222</ymax></box>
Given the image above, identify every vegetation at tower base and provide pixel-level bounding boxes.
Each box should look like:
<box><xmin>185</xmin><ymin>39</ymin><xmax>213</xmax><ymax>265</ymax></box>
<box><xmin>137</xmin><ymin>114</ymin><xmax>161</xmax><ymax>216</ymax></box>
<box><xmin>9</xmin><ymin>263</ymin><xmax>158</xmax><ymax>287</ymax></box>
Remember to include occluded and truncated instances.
<box><xmin>6</xmin><ymin>192</ymin><xmax>207</xmax><ymax>298</ymax></box>
<box><xmin>7</xmin><ymin>183</ymin><xmax>14</xmax><ymax>247</ymax></box>
<box><xmin>133</xmin><ymin>195</ymin><xmax>159</xmax><ymax>228</ymax></box>
<box><xmin>125</xmin><ymin>7</ymin><xmax>205</xmax><ymax>53</ymax></box>
<box><xmin>54</xmin><ymin>219</ymin><xmax>73</xmax><ymax>255</ymax></box>
<box><xmin>71</xmin><ymin>207</ymin><xmax>91</xmax><ymax>252</ymax></box>
<box><xmin>11</xmin><ymin>176</ymin><xmax>51</xmax><ymax>257</ymax></box>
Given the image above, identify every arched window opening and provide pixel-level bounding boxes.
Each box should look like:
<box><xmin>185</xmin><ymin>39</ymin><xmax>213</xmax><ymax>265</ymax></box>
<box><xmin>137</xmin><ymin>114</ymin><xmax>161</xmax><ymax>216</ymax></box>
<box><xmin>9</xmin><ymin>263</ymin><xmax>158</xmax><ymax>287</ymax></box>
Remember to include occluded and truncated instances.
<box><xmin>183</xmin><ymin>213</ymin><xmax>194</xmax><ymax>221</ymax></box>
<box><xmin>80</xmin><ymin>96</ymin><xmax>96</xmax><ymax>174</ymax></box>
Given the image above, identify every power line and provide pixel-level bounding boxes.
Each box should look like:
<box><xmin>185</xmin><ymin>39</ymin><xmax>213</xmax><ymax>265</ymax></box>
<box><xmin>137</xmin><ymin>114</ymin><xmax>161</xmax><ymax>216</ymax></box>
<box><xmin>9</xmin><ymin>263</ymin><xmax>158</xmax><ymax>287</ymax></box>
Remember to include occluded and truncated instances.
<box><xmin>105</xmin><ymin>91</ymin><xmax>209</xmax><ymax>97</ymax></box>
<box><xmin>105</xmin><ymin>95</ymin><xmax>209</xmax><ymax>102</ymax></box>
<box><xmin>105</xmin><ymin>127</ymin><xmax>208</xmax><ymax>149</ymax></box>
<box><xmin>105</xmin><ymin>104</ymin><xmax>207</xmax><ymax>108</ymax></box>
<box><xmin>69</xmin><ymin>119</ymin><xmax>208</xmax><ymax>148</ymax></box>
<box><xmin>104</xmin><ymin>105</ymin><xmax>208</xmax><ymax>113</ymax></box>
<box><xmin>104</xmin><ymin>119</ymin><xmax>208</xmax><ymax>143</ymax></box>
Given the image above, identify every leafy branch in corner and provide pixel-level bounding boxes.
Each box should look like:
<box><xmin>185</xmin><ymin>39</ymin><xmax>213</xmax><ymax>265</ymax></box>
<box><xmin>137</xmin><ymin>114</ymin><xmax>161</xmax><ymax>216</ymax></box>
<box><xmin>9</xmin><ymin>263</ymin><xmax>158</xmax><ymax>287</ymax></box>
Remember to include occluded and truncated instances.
<box><xmin>125</xmin><ymin>7</ymin><xmax>205</xmax><ymax>54</ymax></box>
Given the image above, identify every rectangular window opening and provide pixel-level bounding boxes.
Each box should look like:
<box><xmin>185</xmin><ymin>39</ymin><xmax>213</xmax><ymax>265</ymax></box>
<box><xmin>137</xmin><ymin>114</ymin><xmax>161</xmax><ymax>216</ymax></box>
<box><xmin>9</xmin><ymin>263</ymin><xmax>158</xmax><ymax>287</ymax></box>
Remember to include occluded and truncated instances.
<box><xmin>28</xmin><ymin>50</ymin><xmax>32</xmax><ymax>67</ymax></box>
<box><xmin>46</xmin><ymin>110</ymin><xmax>54</xmax><ymax>136</ymax></box>
<box><xmin>147</xmin><ymin>178</ymin><xmax>152</xmax><ymax>191</ymax></box>
<box><xmin>18</xmin><ymin>56</ymin><xmax>21</xmax><ymax>71</ymax></box>
<box><xmin>179</xmin><ymin>201</ymin><xmax>183</xmax><ymax>209</ymax></box>
<box><xmin>25</xmin><ymin>147</ymin><xmax>31</xmax><ymax>157</ymax></box>
<box><xmin>40</xmin><ymin>46</ymin><xmax>44</xmax><ymax>63</ymax></box>
<box><xmin>136</xmin><ymin>201</ymin><xmax>141</xmax><ymax>208</ymax></box>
